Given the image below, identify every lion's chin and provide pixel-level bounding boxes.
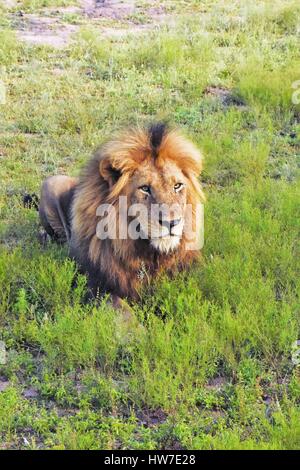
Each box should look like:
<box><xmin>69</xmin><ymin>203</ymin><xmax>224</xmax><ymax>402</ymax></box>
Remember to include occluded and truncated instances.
<box><xmin>150</xmin><ymin>235</ymin><xmax>181</xmax><ymax>254</ymax></box>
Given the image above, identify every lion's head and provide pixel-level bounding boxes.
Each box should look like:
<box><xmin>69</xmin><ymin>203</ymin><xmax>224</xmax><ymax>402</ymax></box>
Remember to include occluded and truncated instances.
<box><xmin>96</xmin><ymin>123</ymin><xmax>204</xmax><ymax>254</ymax></box>
<box><xmin>71</xmin><ymin>123</ymin><xmax>204</xmax><ymax>298</ymax></box>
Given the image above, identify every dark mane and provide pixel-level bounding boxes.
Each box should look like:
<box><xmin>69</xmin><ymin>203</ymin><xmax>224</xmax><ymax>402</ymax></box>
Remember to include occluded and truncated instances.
<box><xmin>148</xmin><ymin>122</ymin><xmax>168</xmax><ymax>157</ymax></box>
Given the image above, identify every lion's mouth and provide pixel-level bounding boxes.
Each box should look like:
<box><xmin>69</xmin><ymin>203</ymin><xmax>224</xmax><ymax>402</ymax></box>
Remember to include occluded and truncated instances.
<box><xmin>150</xmin><ymin>234</ymin><xmax>181</xmax><ymax>253</ymax></box>
<box><xmin>151</xmin><ymin>233</ymin><xmax>180</xmax><ymax>239</ymax></box>
<box><xmin>141</xmin><ymin>228</ymin><xmax>183</xmax><ymax>240</ymax></box>
<box><xmin>136</xmin><ymin>223</ymin><xmax>182</xmax><ymax>253</ymax></box>
<box><xmin>134</xmin><ymin>217</ymin><xmax>184</xmax><ymax>250</ymax></box>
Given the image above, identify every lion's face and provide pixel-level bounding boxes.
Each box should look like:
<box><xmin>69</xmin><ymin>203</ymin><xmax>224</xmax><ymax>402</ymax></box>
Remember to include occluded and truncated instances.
<box><xmin>97</xmin><ymin>124</ymin><xmax>204</xmax><ymax>256</ymax></box>
<box><xmin>127</xmin><ymin>160</ymin><xmax>188</xmax><ymax>253</ymax></box>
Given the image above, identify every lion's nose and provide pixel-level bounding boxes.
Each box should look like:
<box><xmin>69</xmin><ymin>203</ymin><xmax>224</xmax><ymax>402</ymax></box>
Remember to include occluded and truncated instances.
<box><xmin>169</xmin><ymin>219</ymin><xmax>181</xmax><ymax>229</ymax></box>
<box><xmin>159</xmin><ymin>217</ymin><xmax>181</xmax><ymax>231</ymax></box>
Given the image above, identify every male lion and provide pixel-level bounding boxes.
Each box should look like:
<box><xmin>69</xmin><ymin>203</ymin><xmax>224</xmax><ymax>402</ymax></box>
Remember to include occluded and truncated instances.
<box><xmin>39</xmin><ymin>123</ymin><xmax>205</xmax><ymax>308</ymax></box>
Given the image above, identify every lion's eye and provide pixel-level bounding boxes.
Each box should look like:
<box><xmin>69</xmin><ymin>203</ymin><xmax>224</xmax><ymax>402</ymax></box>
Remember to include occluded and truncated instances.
<box><xmin>139</xmin><ymin>185</ymin><xmax>151</xmax><ymax>194</ymax></box>
<box><xmin>174</xmin><ymin>182</ymin><xmax>184</xmax><ymax>192</ymax></box>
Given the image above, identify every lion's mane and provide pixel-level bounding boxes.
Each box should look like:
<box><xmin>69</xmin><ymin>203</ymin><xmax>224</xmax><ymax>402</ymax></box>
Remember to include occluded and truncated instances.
<box><xmin>69</xmin><ymin>123</ymin><xmax>204</xmax><ymax>299</ymax></box>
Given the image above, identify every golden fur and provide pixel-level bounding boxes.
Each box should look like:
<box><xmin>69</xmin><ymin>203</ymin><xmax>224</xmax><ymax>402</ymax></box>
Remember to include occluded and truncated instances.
<box><xmin>39</xmin><ymin>123</ymin><xmax>205</xmax><ymax>302</ymax></box>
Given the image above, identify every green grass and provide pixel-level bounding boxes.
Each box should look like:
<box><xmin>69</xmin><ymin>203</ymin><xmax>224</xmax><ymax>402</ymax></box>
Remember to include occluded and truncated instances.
<box><xmin>0</xmin><ymin>0</ymin><xmax>300</xmax><ymax>450</ymax></box>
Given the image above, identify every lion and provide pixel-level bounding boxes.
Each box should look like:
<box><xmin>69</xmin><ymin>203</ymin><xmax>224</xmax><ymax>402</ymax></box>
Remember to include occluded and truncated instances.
<box><xmin>38</xmin><ymin>123</ymin><xmax>205</xmax><ymax>309</ymax></box>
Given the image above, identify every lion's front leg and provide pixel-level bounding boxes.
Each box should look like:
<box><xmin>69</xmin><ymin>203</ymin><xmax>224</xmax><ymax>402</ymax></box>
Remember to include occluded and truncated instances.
<box><xmin>111</xmin><ymin>294</ymin><xmax>137</xmax><ymax>324</ymax></box>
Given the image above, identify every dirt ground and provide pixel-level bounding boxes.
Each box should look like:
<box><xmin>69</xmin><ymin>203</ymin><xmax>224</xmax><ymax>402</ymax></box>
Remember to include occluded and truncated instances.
<box><xmin>5</xmin><ymin>0</ymin><xmax>172</xmax><ymax>48</ymax></box>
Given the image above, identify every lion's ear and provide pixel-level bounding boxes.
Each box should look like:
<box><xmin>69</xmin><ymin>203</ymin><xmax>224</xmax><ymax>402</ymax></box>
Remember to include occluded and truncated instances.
<box><xmin>99</xmin><ymin>158</ymin><xmax>121</xmax><ymax>188</ymax></box>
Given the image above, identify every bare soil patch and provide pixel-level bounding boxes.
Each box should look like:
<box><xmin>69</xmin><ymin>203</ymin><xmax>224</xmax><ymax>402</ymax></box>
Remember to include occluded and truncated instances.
<box><xmin>204</xmin><ymin>86</ymin><xmax>246</xmax><ymax>107</ymax></box>
<box><xmin>81</xmin><ymin>0</ymin><xmax>135</xmax><ymax>19</ymax></box>
<box><xmin>12</xmin><ymin>12</ymin><xmax>78</xmax><ymax>48</ymax></box>
<box><xmin>10</xmin><ymin>0</ymin><xmax>169</xmax><ymax>48</ymax></box>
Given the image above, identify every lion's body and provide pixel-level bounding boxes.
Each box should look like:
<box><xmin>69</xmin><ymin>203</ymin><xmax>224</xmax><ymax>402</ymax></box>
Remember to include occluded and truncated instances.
<box><xmin>39</xmin><ymin>124</ymin><xmax>204</xmax><ymax>301</ymax></box>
